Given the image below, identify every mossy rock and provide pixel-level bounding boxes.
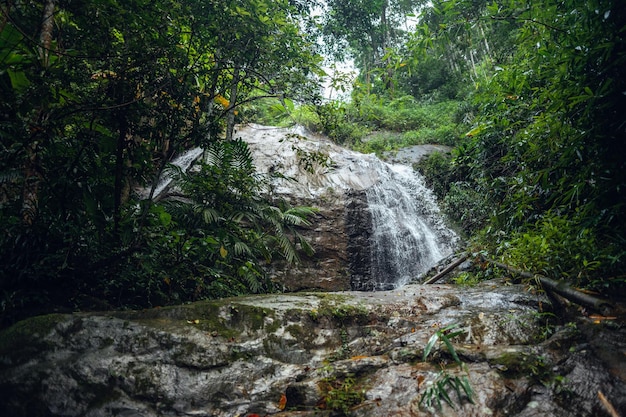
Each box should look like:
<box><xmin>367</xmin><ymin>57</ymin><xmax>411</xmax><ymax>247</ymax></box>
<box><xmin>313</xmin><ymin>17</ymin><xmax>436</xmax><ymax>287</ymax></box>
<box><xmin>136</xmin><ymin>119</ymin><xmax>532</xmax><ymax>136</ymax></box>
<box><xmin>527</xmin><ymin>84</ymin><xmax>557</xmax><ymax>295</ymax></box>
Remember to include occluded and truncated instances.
<box><xmin>0</xmin><ymin>313</ymin><xmax>67</xmax><ymax>368</ymax></box>
<box><xmin>491</xmin><ymin>349</ymin><xmax>552</xmax><ymax>382</ymax></box>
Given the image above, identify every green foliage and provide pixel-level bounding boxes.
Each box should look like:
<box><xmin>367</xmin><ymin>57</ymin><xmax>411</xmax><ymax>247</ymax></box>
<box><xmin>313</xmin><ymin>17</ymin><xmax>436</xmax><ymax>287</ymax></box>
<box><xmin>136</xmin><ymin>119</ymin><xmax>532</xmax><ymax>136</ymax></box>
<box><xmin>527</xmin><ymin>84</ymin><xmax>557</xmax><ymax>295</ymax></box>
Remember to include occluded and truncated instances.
<box><xmin>319</xmin><ymin>367</ymin><xmax>366</xmax><ymax>415</ymax></box>
<box><xmin>491</xmin><ymin>212</ymin><xmax>624</xmax><ymax>290</ymax></box>
<box><xmin>442</xmin><ymin>182</ymin><xmax>492</xmax><ymax>234</ymax></box>
<box><xmin>322</xmin><ymin>0</ymin><xmax>417</xmax><ymax>95</ymax></box>
<box><xmin>312</xmin><ymin>96</ymin><xmax>465</xmax><ymax>155</ymax></box>
<box><xmin>452</xmin><ymin>272</ymin><xmax>481</xmax><ymax>286</ymax></box>
<box><xmin>90</xmin><ymin>138</ymin><xmax>317</xmax><ymax>308</ymax></box>
<box><xmin>0</xmin><ymin>0</ymin><xmax>322</xmax><ymax>325</ymax></box>
<box><xmin>410</xmin><ymin>0</ymin><xmax>626</xmax><ymax>294</ymax></box>
<box><xmin>420</xmin><ymin>324</ymin><xmax>474</xmax><ymax>410</ymax></box>
<box><xmin>313</xmin><ymin>101</ymin><xmax>368</xmax><ymax>145</ymax></box>
<box><xmin>415</xmin><ymin>151</ymin><xmax>455</xmax><ymax>198</ymax></box>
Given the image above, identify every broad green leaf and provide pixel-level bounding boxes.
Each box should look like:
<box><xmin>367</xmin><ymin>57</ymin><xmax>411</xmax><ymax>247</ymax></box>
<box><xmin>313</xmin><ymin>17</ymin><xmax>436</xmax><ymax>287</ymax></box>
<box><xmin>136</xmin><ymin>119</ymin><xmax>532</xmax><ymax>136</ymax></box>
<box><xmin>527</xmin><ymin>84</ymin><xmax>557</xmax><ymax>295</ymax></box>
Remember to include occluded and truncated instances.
<box><xmin>7</xmin><ymin>69</ymin><xmax>30</xmax><ymax>92</ymax></box>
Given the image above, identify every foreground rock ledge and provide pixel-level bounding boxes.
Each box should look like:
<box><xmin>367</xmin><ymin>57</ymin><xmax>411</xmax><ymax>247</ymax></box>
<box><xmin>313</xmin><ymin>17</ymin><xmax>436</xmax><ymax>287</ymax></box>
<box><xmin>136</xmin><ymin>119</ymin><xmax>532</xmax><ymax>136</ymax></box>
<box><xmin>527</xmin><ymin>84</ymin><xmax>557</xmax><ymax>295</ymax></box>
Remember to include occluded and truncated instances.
<box><xmin>1</xmin><ymin>280</ymin><xmax>625</xmax><ymax>417</ymax></box>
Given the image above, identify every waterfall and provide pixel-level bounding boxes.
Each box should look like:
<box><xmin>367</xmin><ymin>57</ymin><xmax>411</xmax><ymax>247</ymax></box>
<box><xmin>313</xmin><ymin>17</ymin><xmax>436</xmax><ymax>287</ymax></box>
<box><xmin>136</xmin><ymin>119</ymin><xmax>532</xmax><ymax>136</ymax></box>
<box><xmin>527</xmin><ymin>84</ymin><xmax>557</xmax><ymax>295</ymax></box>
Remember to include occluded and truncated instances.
<box><xmin>365</xmin><ymin>162</ymin><xmax>457</xmax><ymax>290</ymax></box>
<box><xmin>239</xmin><ymin>124</ymin><xmax>459</xmax><ymax>290</ymax></box>
<box><xmin>141</xmin><ymin>124</ymin><xmax>458</xmax><ymax>291</ymax></box>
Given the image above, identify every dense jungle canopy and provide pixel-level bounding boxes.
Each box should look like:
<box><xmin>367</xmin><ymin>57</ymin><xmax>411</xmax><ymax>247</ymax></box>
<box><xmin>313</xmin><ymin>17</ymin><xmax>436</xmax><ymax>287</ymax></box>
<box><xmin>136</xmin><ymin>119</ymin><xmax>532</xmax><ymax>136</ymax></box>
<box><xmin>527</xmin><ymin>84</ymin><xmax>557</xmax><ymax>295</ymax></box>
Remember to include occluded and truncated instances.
<box><xmin>1</xmin><ymin>0</ymin><xmax>625</xmax><ymax>327</ymax></box>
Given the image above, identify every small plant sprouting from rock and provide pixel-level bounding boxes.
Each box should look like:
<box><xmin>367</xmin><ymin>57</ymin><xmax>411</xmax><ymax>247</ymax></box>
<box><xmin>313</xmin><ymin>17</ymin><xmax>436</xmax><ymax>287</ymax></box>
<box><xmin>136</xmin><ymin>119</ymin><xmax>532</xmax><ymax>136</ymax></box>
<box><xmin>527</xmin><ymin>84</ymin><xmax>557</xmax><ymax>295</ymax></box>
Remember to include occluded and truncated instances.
<box><xmin>318</xmin><ymin>364</ymin><xmax>365</xmax><ymax>415</ymax></box>
<box><xmin>281</xmin><ymin>133</ymin><xmax>332</xmax><ymax>174</ymax></box>
<box><xmin>419</xmin><ymin>323</ymin><xmax>474</xmax><ymax>410</ymax></box>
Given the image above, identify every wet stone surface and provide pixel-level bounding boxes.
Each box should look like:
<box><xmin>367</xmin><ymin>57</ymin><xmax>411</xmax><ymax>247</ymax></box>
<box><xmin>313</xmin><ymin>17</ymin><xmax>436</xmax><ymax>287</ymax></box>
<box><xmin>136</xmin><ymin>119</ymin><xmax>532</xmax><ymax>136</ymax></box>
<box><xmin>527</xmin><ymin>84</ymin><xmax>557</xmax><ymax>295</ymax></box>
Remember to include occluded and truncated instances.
<box><xmin>1</xmin><ymin>279</ymin><xmax>625</xmax><ymax>416</ymax></box>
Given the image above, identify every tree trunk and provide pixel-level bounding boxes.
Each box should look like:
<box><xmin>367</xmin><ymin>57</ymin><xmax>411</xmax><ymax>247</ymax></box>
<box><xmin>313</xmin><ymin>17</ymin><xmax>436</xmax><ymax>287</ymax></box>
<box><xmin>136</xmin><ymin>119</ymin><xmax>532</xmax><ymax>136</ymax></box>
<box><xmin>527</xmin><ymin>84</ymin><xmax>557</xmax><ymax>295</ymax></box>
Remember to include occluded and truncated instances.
<box><xmin>380</xmin><ymin>0</ymin><xmax>393</xmax><ymax>93</ymax></box>
<box><xmin>481</xmin><ymin>256</ymin><xmax>614</xmax><ymax>314</ymax></box>
<box><xmin>478</xmin><ymin>23</ymin><xmax>492</xmax><ymax>61</ymax></box>
<box><xmin>113</xmin><ymin>116</ymin><xmax>128</xmax><ymax>235</ymax></box>
<box><xmin>225</xmin><ymin>66</ymin><xmax>241</xmax><ymax>141</ymax></box>
<box><xmin>39</xmin><ymin>0</ymin><xmax>55</xmax><ymax>67</ymax></box>
<box><xmin>22</xmin><ymin>0</ymin><xmax>56</xmax><ymax>225</ymax></box>
<box><xmin>21</xmin><ymin>136</ymin><xmax>41</xmax><ymax>225</ymax></box>
<box><xmin>423</xmin><ymin>253</ymin><xmax>469</xmax><ymax>284</ymax></box>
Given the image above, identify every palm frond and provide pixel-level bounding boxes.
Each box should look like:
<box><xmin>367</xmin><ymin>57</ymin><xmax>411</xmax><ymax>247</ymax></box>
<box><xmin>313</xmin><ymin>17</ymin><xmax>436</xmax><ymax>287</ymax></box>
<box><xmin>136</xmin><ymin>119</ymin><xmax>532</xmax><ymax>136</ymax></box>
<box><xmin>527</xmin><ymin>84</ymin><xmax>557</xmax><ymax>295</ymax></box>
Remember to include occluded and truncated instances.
<box><xmin>0</xmin><ymin>169</ymin><xmax>22</xmax><ymax>184</ymax></box>
<box><xmin>296</xmin><ymin>233</ymin><xmax>315</xmax><ymax>256</ymax></box>
<box><xmin>276</xmin><ymin>234</ymin><xmax>298</xmax><ymax>264</ymax></box>
<box><xmin>201</xmin><ymin>207</ymin><xmax>220</xmax><ymax>224</ymax></box>
<box><xmin>233</xmin><ymin>241</ymin><xmax>252</xmax><ymax>257</ymax></box>
<box><xmin>229</xmin><ymin>137</ymin><xmax>254</xmax><ymax>171</ymax></box>
<box><xmin>205</xmin><ymin>140</ymin><xmax>225</xmax><ymax>167</ymax></box>
<box><xmin>282</xmin><ymin>212</ymin><xmax>311</xmax><ymax>227</ymax></box>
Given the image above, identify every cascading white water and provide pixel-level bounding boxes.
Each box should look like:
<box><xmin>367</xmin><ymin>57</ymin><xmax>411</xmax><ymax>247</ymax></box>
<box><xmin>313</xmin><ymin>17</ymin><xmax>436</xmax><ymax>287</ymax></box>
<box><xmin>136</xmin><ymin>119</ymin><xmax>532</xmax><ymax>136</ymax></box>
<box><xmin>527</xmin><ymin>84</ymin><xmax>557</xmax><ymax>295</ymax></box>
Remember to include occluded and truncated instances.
<box><xmin>366</xmin><ymin>162</ymin><xmax>457</xmax><ymax>289</ymax></box>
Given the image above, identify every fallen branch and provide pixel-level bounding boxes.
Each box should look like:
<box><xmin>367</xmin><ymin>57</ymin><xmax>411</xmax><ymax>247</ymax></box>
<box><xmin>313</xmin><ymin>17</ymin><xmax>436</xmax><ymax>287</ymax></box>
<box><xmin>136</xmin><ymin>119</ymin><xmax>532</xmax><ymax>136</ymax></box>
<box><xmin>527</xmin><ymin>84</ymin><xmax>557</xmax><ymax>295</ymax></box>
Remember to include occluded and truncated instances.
<box><xmin>480</xmin><ymin>256</ymin><xmax>614</xmax><ymax>314</ymax></box>
<box><xmin>423</xmin><ymin>252</ymin><xmax>469</xmax><ymax>285</ymax></box>
<box><xmin>598</xmin><ymin>391</ymin><xmax>621</xmax><ymax>417</ymax></box>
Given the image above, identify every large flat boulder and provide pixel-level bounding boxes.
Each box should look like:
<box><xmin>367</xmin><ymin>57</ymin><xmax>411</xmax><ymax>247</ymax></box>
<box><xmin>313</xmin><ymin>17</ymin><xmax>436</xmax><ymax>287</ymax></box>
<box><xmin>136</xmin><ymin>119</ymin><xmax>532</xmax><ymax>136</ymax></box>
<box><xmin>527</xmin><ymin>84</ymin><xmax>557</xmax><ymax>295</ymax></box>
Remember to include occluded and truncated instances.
<box><xmin>2</xmin><ymin>280</ymin><xmax>625</xmax><ymax>416</ymax></box>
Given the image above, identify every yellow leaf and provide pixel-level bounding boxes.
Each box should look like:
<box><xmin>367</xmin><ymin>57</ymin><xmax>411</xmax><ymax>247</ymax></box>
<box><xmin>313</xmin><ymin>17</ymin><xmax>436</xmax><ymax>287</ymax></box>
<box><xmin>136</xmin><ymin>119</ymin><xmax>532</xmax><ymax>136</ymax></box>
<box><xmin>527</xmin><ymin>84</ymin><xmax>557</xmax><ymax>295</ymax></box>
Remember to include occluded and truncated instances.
<box><xmin>214</xmin><ymin>94</ymin><xmax>230</xmax><ymax>108</ymax></box>
<box><xmin>220</xmin><ymin>246</ymin><xmax>228</xmax><ymax>258</ymax></box>
<box><xmin>163</xmin><ymin>276</ymin><xmax>171</xmax><ymax>286</ymax></box>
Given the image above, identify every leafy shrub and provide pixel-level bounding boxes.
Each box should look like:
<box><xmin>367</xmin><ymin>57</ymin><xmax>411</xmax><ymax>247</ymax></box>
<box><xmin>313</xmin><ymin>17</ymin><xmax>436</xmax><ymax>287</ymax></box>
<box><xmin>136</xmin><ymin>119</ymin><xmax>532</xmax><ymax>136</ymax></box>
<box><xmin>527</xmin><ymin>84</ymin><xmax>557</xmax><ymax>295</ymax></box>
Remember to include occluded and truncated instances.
<box><xmin>415</xmin><ymin>151</ymin><xmax>455</xmax><ymax>199</ymax></box>
<box><xmin>493</xmin><ymin>213</ymin><xmax>618</xmax><ymax>290</ymax></box>
<box><xmin>442</xmin><ymin>182</ymin><xmax>491</xmax><ymax>234</ymax></box>
<box><xmin>314</xmin><ymin>101</ymin><xmax>367</xmax><ymax>145</ymax></box>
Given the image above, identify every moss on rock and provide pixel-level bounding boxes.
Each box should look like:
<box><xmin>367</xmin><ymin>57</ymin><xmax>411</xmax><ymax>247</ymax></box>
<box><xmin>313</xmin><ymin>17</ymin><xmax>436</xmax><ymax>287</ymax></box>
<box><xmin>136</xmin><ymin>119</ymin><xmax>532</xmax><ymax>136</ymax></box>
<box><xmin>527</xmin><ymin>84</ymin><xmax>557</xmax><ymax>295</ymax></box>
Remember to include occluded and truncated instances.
<box><xmin>0</xmin><ymin>314</ymin><xmax>67</xmax><ymax>368</ymax></box>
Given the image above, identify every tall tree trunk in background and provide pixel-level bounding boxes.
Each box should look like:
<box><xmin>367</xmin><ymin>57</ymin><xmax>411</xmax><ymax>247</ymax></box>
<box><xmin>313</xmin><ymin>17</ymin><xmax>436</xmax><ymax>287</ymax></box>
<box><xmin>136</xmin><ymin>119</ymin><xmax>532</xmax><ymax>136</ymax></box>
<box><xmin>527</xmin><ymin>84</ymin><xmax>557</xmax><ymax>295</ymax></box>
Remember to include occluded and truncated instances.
<box><xmin>381</xmin><ymin>0</ymin><xmax>394</xmax><ymax>93</ymax></box>
<box><xmin>38</xmin><ymin>0</ymin><xmax>55</xmax><ymax>67</ymax></box>
<box><xmin>225</xmin><ymin>66</ymin><xmax>240</xmax><ymax>141</ymax></box>
<box><xmin>478</xmin><ymin>23</ymin><xmax>492</xmax><ymax>61</ymax></box>
<box><xmin>113</xmin><ymin>115</ymin><xmax>128</xmax><ymax>235</ymax></box>
<box><xmin>22</xmin><ymin>0</ymin><xmax>55</xmax><ymax>225</ymax></box>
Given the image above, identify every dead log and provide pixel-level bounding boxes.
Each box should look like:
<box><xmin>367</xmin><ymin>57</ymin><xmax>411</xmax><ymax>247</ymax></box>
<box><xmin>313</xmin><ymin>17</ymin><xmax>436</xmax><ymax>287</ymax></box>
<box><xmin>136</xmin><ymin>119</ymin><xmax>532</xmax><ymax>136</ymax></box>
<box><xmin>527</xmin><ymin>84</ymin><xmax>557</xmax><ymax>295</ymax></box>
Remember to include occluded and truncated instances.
<box><xmin>480</xmin><ymin>256</ymin><xmax>614</xmax><ymax>314</ymax></box>
<box><xmin>423</xmin><ymin>252</ymin><xmax>469</xmax><ymax>285</ymax></box>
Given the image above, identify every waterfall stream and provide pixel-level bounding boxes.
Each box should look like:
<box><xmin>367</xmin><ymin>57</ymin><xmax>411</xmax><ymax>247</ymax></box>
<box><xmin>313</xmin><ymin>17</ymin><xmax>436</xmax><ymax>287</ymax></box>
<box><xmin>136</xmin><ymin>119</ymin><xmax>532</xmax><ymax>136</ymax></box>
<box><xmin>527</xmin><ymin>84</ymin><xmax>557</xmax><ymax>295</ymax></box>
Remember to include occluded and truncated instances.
<box><xmin>366</xmin><ymin>163</ymin><xmax>455</xmax><ymax>289</ymax></box>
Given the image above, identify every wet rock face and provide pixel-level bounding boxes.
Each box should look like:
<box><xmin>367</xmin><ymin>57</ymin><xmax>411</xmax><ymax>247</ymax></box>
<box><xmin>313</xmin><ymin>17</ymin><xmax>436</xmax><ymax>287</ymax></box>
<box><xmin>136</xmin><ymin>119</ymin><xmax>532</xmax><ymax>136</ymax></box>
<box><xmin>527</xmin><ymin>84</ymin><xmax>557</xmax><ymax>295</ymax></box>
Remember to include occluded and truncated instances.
<box><xmin>268</xmin><ymin>196</ymin><xmax>352</xmax><ymax>292</ymax></box>
<box><xmin>2</xmin><ymin>280</ymin><xmax>625</xmax><ymax>417</ymax></box>
<box><xmin>344</xmin><ymin>189</ymin><xmax>373</xmax><ymax>290</ymax></box>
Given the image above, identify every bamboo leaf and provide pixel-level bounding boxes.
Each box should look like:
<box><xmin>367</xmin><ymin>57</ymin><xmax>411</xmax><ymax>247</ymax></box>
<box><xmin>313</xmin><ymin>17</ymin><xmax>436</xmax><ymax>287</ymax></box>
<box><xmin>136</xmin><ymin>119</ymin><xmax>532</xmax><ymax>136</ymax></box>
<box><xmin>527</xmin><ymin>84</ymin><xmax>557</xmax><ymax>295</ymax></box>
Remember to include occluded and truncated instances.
<box><xmin>423</xmin><ymin>332</ymin><xmax>440</xmax><ymax>361</ymax></box>
<box><xmin>437</xmin><ymin>380</ymin><xmax>453</xmax><ymax>406</ymax></box>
